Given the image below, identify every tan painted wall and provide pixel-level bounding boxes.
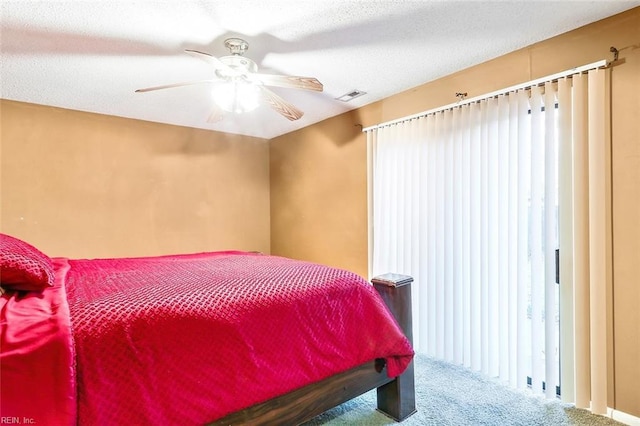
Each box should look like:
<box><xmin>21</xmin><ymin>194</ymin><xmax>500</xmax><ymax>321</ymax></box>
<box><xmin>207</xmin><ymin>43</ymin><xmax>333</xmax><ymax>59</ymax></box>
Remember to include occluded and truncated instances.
<box><xmin>0</xmin><ymin>100</ymin><xmax>271</xmax><ymax>258</ymax></box>
<box><xmin>270</xmin><ymin>8</ymin><xmax>639</xmax><ymax>416</ymax></box>
<box><xmin>269</xmin><ymin>109</ymin><xmax>376</xmax><ymax>278</ymax></box>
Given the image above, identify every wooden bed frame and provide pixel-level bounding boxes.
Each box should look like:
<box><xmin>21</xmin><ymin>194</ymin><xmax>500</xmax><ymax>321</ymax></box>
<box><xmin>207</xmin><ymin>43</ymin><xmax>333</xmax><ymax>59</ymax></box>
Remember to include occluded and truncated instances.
<box><xmin>209</xmin><ymin>273</ymin><xmax>416</xmax><ymax>425</ymax></box>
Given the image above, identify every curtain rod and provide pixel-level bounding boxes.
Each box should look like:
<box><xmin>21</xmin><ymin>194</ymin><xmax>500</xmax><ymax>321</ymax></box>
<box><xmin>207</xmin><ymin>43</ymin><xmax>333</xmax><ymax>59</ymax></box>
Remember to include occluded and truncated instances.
<box><xmin>362</xmin><ymin>59</ymin><xmax>608</xmax><ymax>132</ymax></box>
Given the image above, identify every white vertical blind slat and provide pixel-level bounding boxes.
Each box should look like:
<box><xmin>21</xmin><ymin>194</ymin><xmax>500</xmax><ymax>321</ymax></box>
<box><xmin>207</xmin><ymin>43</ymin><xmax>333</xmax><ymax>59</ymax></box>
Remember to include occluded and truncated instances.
<box><xmin>497</xmin><ymin>94</ymin><xmax>511</xmax><ymax>383</ymax></box>
<box><xmin>408</xmin><ymin>120</ymin><xmax>421</xmax><ymax>323</ymax></box>
<box><xmin>367</xmin><ymin>130</ymin><xmax>374</xmax><ymax>280</ymax></box>
<box><xmin>544</xmin><ymin>82</ymin><xmax>559</xmax><ymax>399</ymax></box>
<box><xmin>427</xmin><ymin>114</ymin><xmax>438</xmax><ymax>356</ymax></box>
<box><xmin>516</xmin><ymin>89</ymin><xmax>531</xmax><ymax>390</ymax></box>
<box><xmin>507</xmin><ymin>92</ymin><xmax>520</xmax><ymax>388</ymax></box>
<box><xmin>435</xmin><ymin>113</ymin><xmax>446</xmax><ymax>360</ymax></box>
<box><xmin>417</xmin><ymin>117</ymin><xmax>430</xmax><ymax>352</ymax></box>
<box><xmin>452</xmin><ymin>107</ymin><xmax>464</xmax><ymax>365</ymax></box>
<box><xmin>444</xmin><ymin>110</ymin><xmax>455</xmax><ymax>362</ymax></box>
<box><xmin>557</xmin><ymin>77</ymin><xmax>575</xmax><ymax>403</ymax></box>
<box><xmin>530</xmin><ymin>86</ymin><xmax>545</xmax><ymax>394</ymax></box>
<box><xmin>479</xmin><ymin>101</ymin><xmax>490</xmax><ymax>375</ymax></box>
<box><xmin>461</xmin><ymin>106</ymin><xmax>472</xmax><ymax>368</ymax></box>
<box><xmin>469</xmin><ymin>102</ymin><xmax>482</xmax><ymax>372</ymax></box>
<box><xmin>486</xmin><ymin>97</ymin><xmax>500</xmax><ymax>378</ymax></box>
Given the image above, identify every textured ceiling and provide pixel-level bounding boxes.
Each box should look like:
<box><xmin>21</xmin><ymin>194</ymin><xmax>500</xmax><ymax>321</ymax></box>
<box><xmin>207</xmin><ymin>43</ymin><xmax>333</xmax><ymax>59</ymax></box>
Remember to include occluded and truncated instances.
<box><xmin>1</xmin><ymin>1</ymin><xmax>638</xmax><ymax>139</ymax></box>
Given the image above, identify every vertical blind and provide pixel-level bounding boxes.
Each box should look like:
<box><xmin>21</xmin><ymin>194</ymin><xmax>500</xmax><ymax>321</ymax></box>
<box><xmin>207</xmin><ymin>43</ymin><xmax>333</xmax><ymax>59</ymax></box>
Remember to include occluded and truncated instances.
<box><xmin>366</xmin><ymin>65</ymin><xmax>611</xmax><ymax>412</ymax></box>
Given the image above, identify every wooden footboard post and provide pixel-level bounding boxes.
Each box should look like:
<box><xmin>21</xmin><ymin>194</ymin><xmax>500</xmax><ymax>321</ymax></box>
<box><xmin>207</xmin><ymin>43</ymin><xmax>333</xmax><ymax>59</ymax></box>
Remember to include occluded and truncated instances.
<box><xmin>372</xmin><ymin>273</ymin><xmax>416</xmax><ymax>421</ymax></box>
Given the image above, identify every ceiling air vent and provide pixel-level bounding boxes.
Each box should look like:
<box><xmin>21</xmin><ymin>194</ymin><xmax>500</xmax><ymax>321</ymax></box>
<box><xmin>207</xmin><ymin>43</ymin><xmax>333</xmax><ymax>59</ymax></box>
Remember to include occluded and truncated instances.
<box><xmin>336</xmin><ymin>90</ymin><xmax>366</xmax><ymax>102</ymax></box>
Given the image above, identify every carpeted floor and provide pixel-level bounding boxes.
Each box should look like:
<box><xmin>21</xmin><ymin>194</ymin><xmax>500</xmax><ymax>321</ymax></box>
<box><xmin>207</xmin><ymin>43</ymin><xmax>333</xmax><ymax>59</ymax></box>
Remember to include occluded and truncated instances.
<box><xmin>303</xmin><ymin>353</ymin><xmax>625</xmax><ymax>425</ymax></box>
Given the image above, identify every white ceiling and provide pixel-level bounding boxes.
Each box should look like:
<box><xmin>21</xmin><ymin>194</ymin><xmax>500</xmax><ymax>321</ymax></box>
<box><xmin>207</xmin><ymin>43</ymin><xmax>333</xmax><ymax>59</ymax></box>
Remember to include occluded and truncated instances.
<box><xmin>1</xmin><ymin>1</ymin><xmax>637</xmax><ymax>140</ymax></box>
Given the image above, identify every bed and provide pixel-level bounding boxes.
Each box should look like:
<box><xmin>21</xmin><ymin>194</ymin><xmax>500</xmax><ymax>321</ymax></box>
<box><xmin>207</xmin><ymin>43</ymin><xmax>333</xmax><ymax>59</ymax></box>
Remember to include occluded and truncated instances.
<box><xmin>0</xmin><ymin>233</ymin><xmax>415</xmax><ymax>425</ymax></box>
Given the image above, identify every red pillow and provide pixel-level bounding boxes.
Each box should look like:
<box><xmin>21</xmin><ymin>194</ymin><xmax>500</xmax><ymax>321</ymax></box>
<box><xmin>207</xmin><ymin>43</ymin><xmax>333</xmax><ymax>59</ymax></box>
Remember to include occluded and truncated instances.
<box><xmin>0</xmin><ymin>233</ymin><xmax>54</xmax><ymax>291</ymax></box>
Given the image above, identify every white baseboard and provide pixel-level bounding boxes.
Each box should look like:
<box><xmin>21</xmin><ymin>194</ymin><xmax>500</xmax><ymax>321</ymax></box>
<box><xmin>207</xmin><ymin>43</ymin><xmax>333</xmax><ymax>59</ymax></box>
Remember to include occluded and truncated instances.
<box><xmin>608</xmin><ymin>407</ymin><xmax>640</xmax><ymax>426</ymax></box>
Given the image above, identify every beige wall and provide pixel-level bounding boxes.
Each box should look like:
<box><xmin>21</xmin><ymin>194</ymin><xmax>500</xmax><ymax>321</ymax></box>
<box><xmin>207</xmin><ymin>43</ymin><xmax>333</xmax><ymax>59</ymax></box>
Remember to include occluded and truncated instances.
<box><xmin>0</xmin><ymin>101</ymin><xmax>271</xmax><ymax>257</ymax></box>
<box><xmin>269</xmin><ymin>109</ymin><xmax>376</xmax><ymax>278</ymax></box>
<box><xmin>270</xmin><ymin>8</ymin><xmax>639</xmax><ymax>416</ymax></box>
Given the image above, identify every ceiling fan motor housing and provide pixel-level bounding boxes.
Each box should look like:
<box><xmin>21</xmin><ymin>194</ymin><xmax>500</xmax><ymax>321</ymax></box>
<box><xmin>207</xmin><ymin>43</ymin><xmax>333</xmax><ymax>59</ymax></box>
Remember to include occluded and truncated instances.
<box><xmin>224</xmin><ymin>38</ymin><xmax>249</xmax><ymax>55</ymax></box>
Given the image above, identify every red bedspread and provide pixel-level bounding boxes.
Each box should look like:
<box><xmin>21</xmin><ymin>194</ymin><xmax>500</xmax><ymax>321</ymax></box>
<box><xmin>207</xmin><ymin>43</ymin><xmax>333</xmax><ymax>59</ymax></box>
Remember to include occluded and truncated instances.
<box><xmin>2</xmin><ymin>251</ymin><xmax>413</xmax><ymax>425</ymax></box>
<box><xmin>0</xmin><ymin>258</ymin><xmax>76</xmax><ymax>425</ymax></box>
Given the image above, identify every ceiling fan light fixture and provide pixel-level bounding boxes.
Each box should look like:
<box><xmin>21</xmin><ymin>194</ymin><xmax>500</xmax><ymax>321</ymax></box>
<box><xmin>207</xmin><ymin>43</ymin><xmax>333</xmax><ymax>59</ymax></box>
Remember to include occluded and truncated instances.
<box><xmin>212</xmin><ymin>80</ymin><xmax>260</xmax><ymax>114</ymax></box>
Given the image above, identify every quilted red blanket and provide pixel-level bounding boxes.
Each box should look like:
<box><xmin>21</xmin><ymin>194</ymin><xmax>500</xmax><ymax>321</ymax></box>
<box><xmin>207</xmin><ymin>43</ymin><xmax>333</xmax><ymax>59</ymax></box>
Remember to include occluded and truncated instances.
<box><xmin>2</xmin><ymin>251</ymin><xmax>413</xmax><ymax>425</ymax></box>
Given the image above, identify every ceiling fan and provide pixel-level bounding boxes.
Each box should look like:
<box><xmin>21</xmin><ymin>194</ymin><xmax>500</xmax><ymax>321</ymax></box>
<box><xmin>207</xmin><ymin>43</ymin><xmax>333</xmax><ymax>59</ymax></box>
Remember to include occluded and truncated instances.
<box><xmin>135</xmin><ymin>38</ymin><xmax>323</xmax><ymax>122</ymax></box>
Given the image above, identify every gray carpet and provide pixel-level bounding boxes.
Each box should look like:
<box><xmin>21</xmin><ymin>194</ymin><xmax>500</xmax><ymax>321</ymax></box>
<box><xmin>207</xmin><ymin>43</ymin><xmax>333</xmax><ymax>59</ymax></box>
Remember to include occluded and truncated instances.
<box><xmin>304</xmin><ymin>353</ymin><xmax>624</xmax><ymax>425</ymax></box>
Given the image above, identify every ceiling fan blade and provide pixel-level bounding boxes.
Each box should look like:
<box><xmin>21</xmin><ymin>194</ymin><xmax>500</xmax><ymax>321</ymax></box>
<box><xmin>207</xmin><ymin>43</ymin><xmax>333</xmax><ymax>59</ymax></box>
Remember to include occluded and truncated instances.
<box><xmin>258</xmin><ymin>86</ymin><xmax>303</xmax><ymax>121</ymax></box>
<box><xmin>185</xmin><ymin>49</ymin><xmax>221</xmax><ymax>65</ymax></box>
<box><xmin>184</xmin><ymin>49</ymin><xmax>235</xmax><ymax>72</ymax></box>
<box><xmin>135</xmin><ymin>79</ymin><xmax>215</xmax><ymax>93</ymax></box>
<box><xmin>250</xmin><ymin>74</ymin><xmax>323</xmax><ymax>92</ymax></box>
